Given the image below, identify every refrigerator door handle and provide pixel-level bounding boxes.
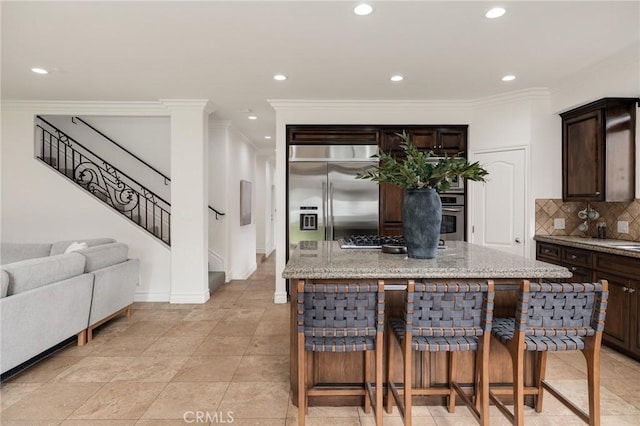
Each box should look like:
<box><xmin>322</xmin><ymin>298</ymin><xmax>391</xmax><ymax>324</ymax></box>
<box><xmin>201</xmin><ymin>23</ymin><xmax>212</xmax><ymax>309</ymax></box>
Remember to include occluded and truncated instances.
<box><xmin>322</xmin><ymin>181</ymin><xmax>327</xmax><ymax>240</ymax></box>
<box><xmin>329</xmin><ymin>182</ymin><xmax>335</xmax><ymax>240</ymax></box>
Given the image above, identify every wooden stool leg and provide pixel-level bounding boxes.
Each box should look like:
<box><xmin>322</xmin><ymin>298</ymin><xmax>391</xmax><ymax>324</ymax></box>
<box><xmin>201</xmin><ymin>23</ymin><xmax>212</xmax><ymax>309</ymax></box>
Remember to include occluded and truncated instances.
<box><xmin>364</xmin><ymin>350</ymin><xmax>372</xmax><ymax>414</ymax></box>
<box><xmin>386</xmin><ymin>328</ymin><xmax>395</xmax><ymax>414</ymax></box>
<box><xmin>583</xmin><ymin>338</ymin><xmax>601</xmax><ymax>426</ymax></box>
<box><xmin>512</xmin><ymin>348</ymin><xmax>525</xmax><ymax>426</ymax></box>
<box><xmin>448</xmin><ymin>352</ymin><xmax>457</xmax><ymax>413</ymax></box>
<box><xmin>297</xmin><ymin>333</ymin><xmax>305</xmax><ymax>426</ymax></box>
<box><xmin>478</xmin><ymin>338</ymin><xmax>490</xmax><ymax>426</ymax></box>
<box><xmin>376</xmin><ymin>336</ymin><xmax>383</xmax><ymax>426</ymax></box>
<box><xmin>404</xmin><ymin>336</ymin><xmax>413</xmax><ymax>426</ymax></box>
<box><xmin>535</xmin><ymin>351</ymin><xmax>547</xmax><ymax>413</ymax></box>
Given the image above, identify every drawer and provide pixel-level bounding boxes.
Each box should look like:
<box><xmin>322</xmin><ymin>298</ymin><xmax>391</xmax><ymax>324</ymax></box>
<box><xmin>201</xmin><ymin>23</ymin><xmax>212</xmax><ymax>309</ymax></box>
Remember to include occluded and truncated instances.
<box><xmin>537</xmin><ymin>243</ymin><xmax>561</xmax><ymax>263</ymax></box>
<box><xmin>562</xmin><ymin>247</ymin><xmax>592</xmax><ymax>267</ymax></box>
<box><xmin>593</xmin><ymin>252</ymin><xmax>640</xmax><ymax>278</ymax></box>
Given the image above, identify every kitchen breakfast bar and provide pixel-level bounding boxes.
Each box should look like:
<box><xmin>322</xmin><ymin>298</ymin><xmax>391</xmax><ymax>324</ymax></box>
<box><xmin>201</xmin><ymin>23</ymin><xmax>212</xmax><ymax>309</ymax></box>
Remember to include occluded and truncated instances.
<box><xmin>283</xmin><ymin>241</ymin><xmax>572</xmax><ymax>407</ymax></box>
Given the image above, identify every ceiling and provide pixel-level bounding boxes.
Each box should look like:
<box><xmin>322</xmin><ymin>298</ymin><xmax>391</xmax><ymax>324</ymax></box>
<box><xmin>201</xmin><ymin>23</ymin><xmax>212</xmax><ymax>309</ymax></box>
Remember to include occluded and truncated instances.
<box><xmin>2</xmin><ymin>1</ymin><xmax>639</xmax><ymax>150</ymax></box>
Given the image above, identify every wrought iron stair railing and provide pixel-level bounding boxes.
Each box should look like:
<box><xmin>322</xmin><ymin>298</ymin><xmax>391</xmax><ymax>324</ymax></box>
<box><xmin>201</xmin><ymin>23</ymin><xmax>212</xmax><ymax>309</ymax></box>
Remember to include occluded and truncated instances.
<box><xmin>71</xmin><ymin>116</ymin><xmax>226</xmax><ymax>220</ymax></box>
<box><xmin>36</xmin><ymin>117</ymin><xmax>173</xmax><ymax>244</ymax></box>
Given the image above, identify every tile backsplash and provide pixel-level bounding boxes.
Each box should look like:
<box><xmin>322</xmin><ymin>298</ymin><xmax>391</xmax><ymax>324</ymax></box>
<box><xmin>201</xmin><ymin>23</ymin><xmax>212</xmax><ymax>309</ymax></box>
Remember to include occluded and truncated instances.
<box><xmin>535</xmin><ymin>198</ymin><xmax>640</xmax><ymax>241</ymax></box>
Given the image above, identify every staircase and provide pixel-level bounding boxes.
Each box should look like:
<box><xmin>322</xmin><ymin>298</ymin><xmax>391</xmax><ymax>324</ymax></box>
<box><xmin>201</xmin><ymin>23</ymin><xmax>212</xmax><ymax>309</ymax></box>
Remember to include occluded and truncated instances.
<box><xmin>35</xmin><ymin>116</ymin><xmax>227</xmax><ymax>285</ymax></box>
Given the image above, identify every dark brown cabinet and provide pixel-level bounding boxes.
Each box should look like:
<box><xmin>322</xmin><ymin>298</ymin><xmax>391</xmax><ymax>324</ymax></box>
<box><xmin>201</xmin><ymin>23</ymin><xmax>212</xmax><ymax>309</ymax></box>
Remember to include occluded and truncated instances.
<box><xmin>536</xmin><ymin>241</ymin><xmax>640</xmax><ymax>360</ymax></box>
<box><xmin>561</xmin><ymin>98</ymin><xmax>638</xmax><ymax>202</ymax></box>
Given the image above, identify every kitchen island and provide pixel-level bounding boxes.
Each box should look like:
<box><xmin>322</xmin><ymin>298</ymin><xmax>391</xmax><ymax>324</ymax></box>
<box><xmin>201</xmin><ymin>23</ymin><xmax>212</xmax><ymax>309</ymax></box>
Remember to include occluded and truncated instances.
<box><xmin>283</xmin><ymin>240</ymin><xmax>571</xmax><ymax>407</ymax></box>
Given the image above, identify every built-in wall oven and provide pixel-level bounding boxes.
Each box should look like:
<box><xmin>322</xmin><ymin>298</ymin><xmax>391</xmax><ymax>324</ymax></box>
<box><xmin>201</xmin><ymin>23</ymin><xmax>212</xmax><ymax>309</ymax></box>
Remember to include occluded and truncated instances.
<box><xmin>440</xmin><ymin>193</ymin><xmax>465</xmax><ymax>241</ymax></box>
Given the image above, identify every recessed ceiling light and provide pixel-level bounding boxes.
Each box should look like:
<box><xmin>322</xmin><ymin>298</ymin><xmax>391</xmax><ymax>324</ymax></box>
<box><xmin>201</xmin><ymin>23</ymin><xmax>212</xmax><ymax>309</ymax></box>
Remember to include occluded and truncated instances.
<box><xmin>390</xmin><ymin>75</ymin><xmax>404</xmax><ymax>82</ymax></box>
<box><xmin>248</xmin><ymin>115</ymin><xmax>258</xmax><ymax>120</ymax></box>
<box><xmin>273</xmin><ymin>74</ymin><xmax>287</xmax><ymax>81</ymax></box>
<box><xmin>354</xmin><ymin>3</ymin><xmax>373</xmax><ymax>16</ymax></box>
<box><xmin>264</xmin><ymin>136</ymin><xmax>272</xmax><ymax>139</ymax></box>
<box><xmin>501</xmin><ymin>74</ymin><xmax>516</xmax><ymax>81</ymax></box>
<box><xmin>31</xmin><ymin>67</ymin><xmax>48</xmax><ymax>74</ymax></box>
<box><xmin>485</xmin><ymin>7</ymin><xmax>506</xmax><ymax>19</ymax></box>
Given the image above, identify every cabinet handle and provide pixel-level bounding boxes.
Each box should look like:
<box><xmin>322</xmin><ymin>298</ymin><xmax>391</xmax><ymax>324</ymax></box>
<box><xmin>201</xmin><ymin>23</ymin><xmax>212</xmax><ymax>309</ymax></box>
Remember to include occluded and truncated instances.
<box><xmin>571</xmin><ymin>254</ymin><xmax>577</xmax><ymax>260</ymax></box>
<box><xmin>629</xmin><ymin>288</ymin><xmax>636</xmax><ymax>294</ymax></box>
<box><xmin>623</xmin><ymin>287</ymin><xmax>629</xmax><ymax>292</ymax></box>
<box><xmin>571</xmin><ymin>266</ymin><xmax>578</xmax><ymax>272</ymax></box>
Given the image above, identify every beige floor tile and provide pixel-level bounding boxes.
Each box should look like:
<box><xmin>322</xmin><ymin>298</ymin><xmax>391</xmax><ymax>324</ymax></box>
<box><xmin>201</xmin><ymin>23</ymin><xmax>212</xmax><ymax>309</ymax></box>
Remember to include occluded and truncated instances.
<box><xmin>116</xmin><ymin>321</ymin><xmax>176</xmax><ymax>338</ymax></box>
<box><xmin>61</xmin><ymin>420</ymin><xmax>137</xmax><ymax>425</ymax></box>
<box><xmin>8</xmin><ymin>356</ymin><xmax>83</xmax><ymax>383</ymax></box>
<box><xmin>230</xmin><ymin>419</ymin><xmax>288</xmax><ymax>426</ymax></box>
<box><xmin>69</xmin><ymin>382</ymin><xmax>165</xmax><ymax>420</ymax></box>
<box><xmin>245</xmin><ymin>334</ymin><xmax>290</xmax><ymax>356</ymax></box>
<box><xmin>88</xmin><ymin>336</ymin><xmax>158</xmax><ymax>357</ymax></box>
<box><xmin>195</xmin><ymin>335</ymin><xmax>252</xmax><ymax>356</ymax></box>
<box><xmin>52</xmin><ymin>356</ymin><xmax>136</xmax><ymax>383</ymax></box>
<box><xmin>136</xmin><ymin>420</ymin><xmax>212</xmax><ymax>426</ymax></box>
<box><xmin>110</xmin><ymin>356</ymin><xmax>189</xmax><ymax>382</ymax></box>
<box><xmin>0</xmin><ymin>382</ymin><xmax>43</xmax><ymax>411</ymax></box>
<box><xmin>171</xmin><ymin>356</ymin><xmax>242</xmax><ymax>382</ymax></box>
<box><xmin>140</xmin><ymin>336</ymin><xmax>205</xmax><ymax>357</ymax></box>
<box><xmin>0</xmin><ymin>421</ymin><xmax>62</xmax><ymax>426</ymax></box>
<box><xmin>210</xmin><ymin>320</ymin><xmax>260</xmax><ymax>336</ymax></box>
<box><xmin>602</xmin><ymin>377</ymin><xmax>640</xmax><ymax>408</ymax></box>
<box><xmin>162</xmin><ymin>320</ymin><xmax>218</xmax><ymax>337</ymax></box>
<box><xmin>0</xmin><ymin>382</ymin><xmax>102</xmax><ymax>420</ymax></box>
<box><xmin>261</xmin><ymin>306</ymin><xmax>290</xmax><ymax>322</ymax></box>
<box><xmin>600</xmin><ymin>414</ymin><xmax>640</xmax><ymax>425</ymax></box>
<box><xmin>224</xmin><ymin>308</ymin><xmax>268</xmax><ymax>323</ymax></box>
<box><xmin>545</xmin><ymin>379</ymin><xmax>640</xmax><ymax>416</ymax></box>
<box><xmin>219</xmin><ymin>382</ymin><xmax>289</xmax><ymax>418</ymax></box>
<box><xmin>286</xmin><ymin>418</ymin><xmax>360</xmax><ymax>426</ymax></box>
<box><xmin>129</xmin><ymin>308</ymin><xmax>190</xmax><ymax>322</ymax></box>
<box><xmin>232</xmin><ymin>355</ymin><xmax>289</xmax><ymax>382</ymax></box>
<box><xmin>255</xmin><ymin>321</ymin><xmax>290</xmax><ymax>336</ymax></box>
<box><xmin>53</xmin><ymin>338</ymin><xmax>109</xmax><ymax>357</ymax></box>
<box><xmin>243</xmin><ymin>290</ymin><xmax>276</xmax><ymax>301</ymax></box>
<box><xmin>141</xmin><ymin>382</ymin><xmax>229</xmax><ymax>419</ymax></box>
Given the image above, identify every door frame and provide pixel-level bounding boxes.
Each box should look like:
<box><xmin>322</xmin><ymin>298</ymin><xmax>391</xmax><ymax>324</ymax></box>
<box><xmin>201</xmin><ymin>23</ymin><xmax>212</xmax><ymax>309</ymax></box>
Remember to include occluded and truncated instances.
<box><xmin>469</xmin><ymin>145</ymin><xmax>531</xmax><ymax>258</ymax></box>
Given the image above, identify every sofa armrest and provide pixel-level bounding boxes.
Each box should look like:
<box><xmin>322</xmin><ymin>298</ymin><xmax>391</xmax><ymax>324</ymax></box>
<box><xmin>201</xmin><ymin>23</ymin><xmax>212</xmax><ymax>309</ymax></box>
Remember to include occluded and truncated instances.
<box><xmin>88</xmin><ymin>259</ymin><xmax>139</xmax><ymax>326</ymax></box>
<box><xmin>0</xmin><ymin>273</ymin><xmax>94</xmax><ymax>374</ymax></box>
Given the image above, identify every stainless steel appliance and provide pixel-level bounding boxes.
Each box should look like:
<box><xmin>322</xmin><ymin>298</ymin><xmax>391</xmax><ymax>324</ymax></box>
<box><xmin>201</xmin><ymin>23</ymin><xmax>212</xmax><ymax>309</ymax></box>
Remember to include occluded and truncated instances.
<box><xmin>288</xmin><ymin>145</ymin><xmax>379</xmax><ymax>249</ymax></box>
<box><xmin>440</xmin><ymin>193</ymin><xmax>465</xmax><ymax>241</ymax></box>
<box><xmin>427</xmin><ymin>157</ymin><xmax>465</xmax><ymax>192</ymax></box>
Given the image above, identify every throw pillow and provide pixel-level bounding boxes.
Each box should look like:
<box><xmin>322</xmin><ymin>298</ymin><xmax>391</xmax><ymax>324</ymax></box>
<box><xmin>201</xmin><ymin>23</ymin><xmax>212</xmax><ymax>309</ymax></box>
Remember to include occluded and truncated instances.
<box><xmin>64</xmin><ymin>241</ymin><xmax>88</xmax><ymax>254</ymax></box>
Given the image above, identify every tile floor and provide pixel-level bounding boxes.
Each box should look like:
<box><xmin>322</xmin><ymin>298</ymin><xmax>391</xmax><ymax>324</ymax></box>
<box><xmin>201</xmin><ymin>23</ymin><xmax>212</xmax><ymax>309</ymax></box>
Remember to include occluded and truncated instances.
<box><xmin>1</xmin><ymin>254</ymin><xmax>639</xmax><ymax>425</ymax></box>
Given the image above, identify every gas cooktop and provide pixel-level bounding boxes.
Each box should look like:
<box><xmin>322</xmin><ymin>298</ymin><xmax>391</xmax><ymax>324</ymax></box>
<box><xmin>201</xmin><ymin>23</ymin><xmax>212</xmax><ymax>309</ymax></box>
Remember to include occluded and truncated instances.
<box><xmin>338</xmin><ymin>235</ymin><xmax>405</xmax><ymax>249</ymax></box>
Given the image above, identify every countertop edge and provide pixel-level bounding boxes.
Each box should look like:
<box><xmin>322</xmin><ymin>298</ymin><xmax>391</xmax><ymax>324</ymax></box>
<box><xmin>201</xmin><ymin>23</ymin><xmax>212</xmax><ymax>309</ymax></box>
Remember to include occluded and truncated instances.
<box><xmin>534</xmin><ymin>235</ymin><xmax>640</xmax><ymax>259</ymax></box>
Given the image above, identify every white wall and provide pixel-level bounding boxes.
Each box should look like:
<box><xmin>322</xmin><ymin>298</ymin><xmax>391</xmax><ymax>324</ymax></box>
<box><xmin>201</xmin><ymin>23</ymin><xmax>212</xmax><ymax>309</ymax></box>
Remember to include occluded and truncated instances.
<box><xmin>208</xmin><ymin>122</ymin><xmax>230</xmax><ymax>273</ymax></box>
<box><xmin>255</xmin><ymin>152</ymin><xmax>276</xmax><ymax>257</ymax></box>
<box><xmin>42</xmin><ymin>115</ymin><xmax>171</xmax><ymax>202</ymax></box>
<box><xmin>1</xmin><ymin>109</ymin><xmax>171</xmax><ymax>301</ymax></box>
<box><xmin>228</xmin><ymin>127</ymin><xmax>257</xmax><ymax>280</ymax></box>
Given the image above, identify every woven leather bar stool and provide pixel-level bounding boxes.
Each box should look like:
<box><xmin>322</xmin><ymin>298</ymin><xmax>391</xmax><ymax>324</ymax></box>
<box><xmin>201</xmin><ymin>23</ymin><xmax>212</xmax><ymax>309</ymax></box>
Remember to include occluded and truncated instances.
<box><xmin>296</xmin><ymin>279</ymin><xmax>385</xmax><ymax>426</ymax></box>
<box><xmin>489</xmin><ymin>280</ymin><xmax>609</xmax><ymax>426</ymax></box>
<box><xmin>386</xmin><ymin>280</ymin><xmax>495</xmax><ymax>426</ymax></box>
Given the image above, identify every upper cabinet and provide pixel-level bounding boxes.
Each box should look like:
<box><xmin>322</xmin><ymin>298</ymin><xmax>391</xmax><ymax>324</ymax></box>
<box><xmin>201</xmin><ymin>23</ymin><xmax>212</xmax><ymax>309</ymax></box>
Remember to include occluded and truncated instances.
<box><xmin>380</xmin><ymin>126</ymin><xmax>467</xmax><ymax>156</ymax></box>
<box><xmin>561</xmin><ymin>98</ymin><xmax>638</xmax><ymax>202</ymax></box>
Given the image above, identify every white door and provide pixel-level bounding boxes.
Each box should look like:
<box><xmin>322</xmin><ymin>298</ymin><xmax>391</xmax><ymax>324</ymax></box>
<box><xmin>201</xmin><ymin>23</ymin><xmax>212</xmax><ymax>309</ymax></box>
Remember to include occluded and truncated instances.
<box><xmin>470</xmin><ymin>148</ymin><xmax>527</xmax><ymax>257</ymax></box>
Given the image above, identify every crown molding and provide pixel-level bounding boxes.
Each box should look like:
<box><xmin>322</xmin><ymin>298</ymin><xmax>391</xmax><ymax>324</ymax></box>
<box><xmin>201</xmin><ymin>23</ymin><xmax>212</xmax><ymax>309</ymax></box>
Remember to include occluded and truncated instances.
<box><xmin>159</xmin><ymin>99</ymin><xmax>215</xmax><ymax>114</ymax></box>
<box><xmin>1</xmin><ymin>100</ymin><xmax>169</xmax><ymax>115</ymax></box>
<box><xmin>471</xmin><ymin>88</ymin><xmax>551</xmax><ymax>108</ymax></box>
<box><xmin>267</xmin><ymin>99</ymin><xmax>472</xmax><ymax>112</ymax></box>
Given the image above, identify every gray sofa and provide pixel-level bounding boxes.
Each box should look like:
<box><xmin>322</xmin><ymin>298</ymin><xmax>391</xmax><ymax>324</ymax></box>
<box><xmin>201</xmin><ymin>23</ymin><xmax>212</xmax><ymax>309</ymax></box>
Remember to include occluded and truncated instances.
<box><xmin>0</xmin><ymin>238</ymin><xmax>140</xmax><ymax>374</ymax></box>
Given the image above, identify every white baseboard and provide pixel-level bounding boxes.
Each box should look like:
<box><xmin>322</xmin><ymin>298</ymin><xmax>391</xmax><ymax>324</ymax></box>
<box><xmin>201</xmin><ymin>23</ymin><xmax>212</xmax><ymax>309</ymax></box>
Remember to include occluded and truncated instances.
<box><xmin>273</xmin><ymin>291</ymin><xmax>288</xmax><ymax>304</ymax></box>
<box><xmin>134</xmin><ymin>291</ymin><xmax>170</xmax><ymax>302</ymax></box>
<box><xmin>169</xmin><ymin>291</ymin><xmax>211</xmax><ymax>304</ymax></box>
<box><xmin>230</xmin><ymin>262</ymin><xmax>257</xmax><ymax>280</ymax></box>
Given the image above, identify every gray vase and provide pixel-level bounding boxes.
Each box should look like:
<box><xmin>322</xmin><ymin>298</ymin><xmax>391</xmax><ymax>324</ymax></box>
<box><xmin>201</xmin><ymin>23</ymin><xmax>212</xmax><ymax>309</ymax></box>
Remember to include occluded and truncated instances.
<box><xmin>403</xmin><ymin>188</ymin><xmax>442</xmax><ymax>259</ymax></box>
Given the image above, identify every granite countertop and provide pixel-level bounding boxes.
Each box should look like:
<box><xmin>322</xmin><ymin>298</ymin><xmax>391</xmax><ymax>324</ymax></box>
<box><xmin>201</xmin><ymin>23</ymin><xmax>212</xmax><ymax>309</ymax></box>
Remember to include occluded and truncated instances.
<box><xmin>534</xmin><ymin>235</ymin><xmax>640</xmax><ymax>259</ymax></box>
<box><xmin>283</xmin><ymin>241</ymin><xmax>571</xmax><ymax>280</ymax></box>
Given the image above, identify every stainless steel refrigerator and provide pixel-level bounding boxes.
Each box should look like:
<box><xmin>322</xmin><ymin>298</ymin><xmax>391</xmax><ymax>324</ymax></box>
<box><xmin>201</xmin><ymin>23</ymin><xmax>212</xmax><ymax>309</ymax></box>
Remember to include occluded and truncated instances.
<box><xmin>288</xmin><ymin>145</ymin><xmax>379</xmax><ymax>249</ymax></box>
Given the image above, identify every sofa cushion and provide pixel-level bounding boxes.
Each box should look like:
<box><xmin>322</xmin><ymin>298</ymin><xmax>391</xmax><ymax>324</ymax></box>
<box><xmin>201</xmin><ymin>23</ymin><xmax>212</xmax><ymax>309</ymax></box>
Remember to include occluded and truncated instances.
<box><xmin>1</xmin><ymin>271</ymin><xmax>8</xmax><ymax>298</ymax></box>
<box><xmin>49</xmin><ymin>238</ymin><xmax>116</xmax><ymax>256</ymax></box>
<box><xmin>2</xmin><ymin>253</ymin><xmax>86</xmax><ymax>296</ymax></box>
<box><xmin>77</xmin><ymin>242</ymin><xmax>129</xmax><ymax>272</ymax></box>
<box><xmin>1</xmin><ymin>243</ymin><xmax>53</xmax><ymax>265</ymax></box>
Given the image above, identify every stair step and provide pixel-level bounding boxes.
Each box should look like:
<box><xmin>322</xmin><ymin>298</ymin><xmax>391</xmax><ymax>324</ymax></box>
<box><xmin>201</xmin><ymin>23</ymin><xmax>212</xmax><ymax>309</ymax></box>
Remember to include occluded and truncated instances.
<box><xmin>209</xmin><ymin>271</ymin><xmax>225</xmax><ymax>294</ymax></box>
